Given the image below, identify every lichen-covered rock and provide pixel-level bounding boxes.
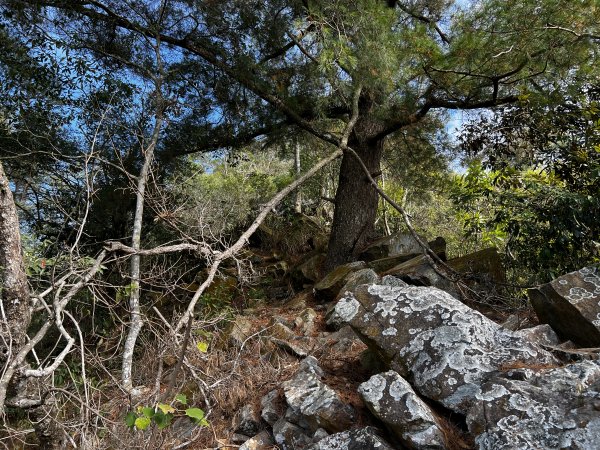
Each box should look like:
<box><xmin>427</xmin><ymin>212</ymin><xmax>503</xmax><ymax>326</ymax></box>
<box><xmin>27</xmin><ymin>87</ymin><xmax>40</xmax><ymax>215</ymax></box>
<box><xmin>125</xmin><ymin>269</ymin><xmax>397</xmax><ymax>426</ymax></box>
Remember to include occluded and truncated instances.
<box><xmin>529</xmin><ymin>265</ymin><xmax>600</xmax><ymax>347</ymax></box>
<box><xmin>273</xmin><ymin>418</ymin><xmax>313</xmax><ymax>450</ymax></box>
<box><xmin>314</xmin><ymin>261</ymin><xmax>367</xmax><ymax>302</ymax></box>
<box><xmin>260</xmin><ymin>389</ymin><xmax>281</xmax><ymax>426</ymax></box>
<box><xmin>335</xmin><ymin>284</ymin><xmax>559</xmax><ymax>414</ymax></box>
<box><xmin>233</xmin><ymin>404</ymin><xmax>261</xmax><ymax>437</ymax></box>
<box><xmin>382</xmin><ymin>255</ymin><xmax>459</xmax><ymax>297</ymax></box>
<box><xmin>467</xmin><ymin>359</ymin><xmax>600</xmax><ymax>449</ymax></box>
<box><xmin>216</xmin><ymin>315</ymin><xmax>255</xmax><ymax>349</ymax></box>
<box><xmin>295</xmin><ymin>308</ymin><xmax>318</xmax><ymax>336</ymax></box>
<box><xmin>334</xmin><ymin>268</ymin><xmax>380</xmax><ymax>301</ymax></box>
<box><xmin>307</xmin><ymin>427</ymin><xmax>395</xmax><ymax>450</ymax></box>
<box><xmin>239</xmin><ymin>430</ymin><xmax>275</xmax><ymax>450</ymax></box>
<box><xmin>281</xmin><ymin>357</ymin><xmax>356</xmax><ymax>433</ymax></box>
<box><xmin>358</xmin><ymin>371</ymin><xmax>447</xmax><ymax>449</ymax></box>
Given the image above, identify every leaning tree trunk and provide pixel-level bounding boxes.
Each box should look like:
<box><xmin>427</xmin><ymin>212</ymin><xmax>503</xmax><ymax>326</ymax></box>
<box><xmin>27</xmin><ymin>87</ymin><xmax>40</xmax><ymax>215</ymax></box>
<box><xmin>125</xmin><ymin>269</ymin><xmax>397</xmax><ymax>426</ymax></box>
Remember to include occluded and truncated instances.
<box><xmin>324</xmin><ymin>129</ymin><xmax>384</xmax><ymax>272</ymax></box>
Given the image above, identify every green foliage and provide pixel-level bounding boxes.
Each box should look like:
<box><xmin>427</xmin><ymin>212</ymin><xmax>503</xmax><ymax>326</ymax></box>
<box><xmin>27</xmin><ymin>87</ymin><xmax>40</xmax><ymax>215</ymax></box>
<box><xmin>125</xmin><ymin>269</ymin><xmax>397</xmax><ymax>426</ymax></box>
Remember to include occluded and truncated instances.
<box><xmin>125</xmin><ymin>395</ymin><xmax>208</xmax><ymax>431</ymax></box>
<box><xmin>170</xmin><ymin>150</ymin><xmax>293</xmax><ymax>242</ymax></box>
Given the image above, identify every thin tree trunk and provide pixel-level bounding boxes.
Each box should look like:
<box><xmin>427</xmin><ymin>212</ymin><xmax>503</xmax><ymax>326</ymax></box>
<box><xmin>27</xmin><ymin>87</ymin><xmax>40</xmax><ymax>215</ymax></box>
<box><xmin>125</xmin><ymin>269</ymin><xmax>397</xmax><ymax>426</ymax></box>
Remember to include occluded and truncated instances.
<box><xmin>121</xmin><ymin>113</ymin><xmax>164</xmax><ymax>393</ymax></box>
<box><xmin>294</xmin><ymin>141</ymin><xmax>302</xmax><ymax>213</ymax></box>
<box><xmin>381</xmin><ymin>171</ymin><xmax>392</xmax><ymax>236</ymax></box>
<box><xmin>0</xmin><ymin>161</ymin><xmax>31</xmax><ymax>411</ymax></box>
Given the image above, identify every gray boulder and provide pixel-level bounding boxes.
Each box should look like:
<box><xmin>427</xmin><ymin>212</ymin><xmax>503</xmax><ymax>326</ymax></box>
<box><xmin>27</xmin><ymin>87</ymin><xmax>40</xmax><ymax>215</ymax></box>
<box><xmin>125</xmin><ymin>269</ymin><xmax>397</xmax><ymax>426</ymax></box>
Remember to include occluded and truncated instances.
<box><xmin>307</xmin><ymin>427</ymin><xmax>395</xmax><ymax>450</ymax></box>
<box><xmin>529</xmin><ymin>265</ymin><xmax>600</xmax><ymax>347</ymax></box>
<box><xmin>239</xmin><ymin>430</ymin><xmax>275</xmax><ymax>450</ymax></box>
<box><xmin>334</xmin><ymin>284</ymin><xmax>559</xmax><ymax>414</ymax></box>
<box><xmin>358</xmin><ymin>233</ymin><xmax>446</xmax><ymax>262</ymax></box>
<box><xmin>281</xmin><ymin>357</ymin><xmax>356</xmax><ymax>433</ymax></box>
<box><xmin>359</xmin><ymin>371</ymin><xmax>448</xmax><ymax>449</ymax></box>
<box><xmin>314</xmin><ymin>261</ymin><xmax>367</xmax><ymax>302</ymax></box>
<box><xmin>233</xmin><ymin>404</ymin><xmax>261</xmax><ymax>437</ymax></box>
<box><xmin>260</xmin><ymin>389</ymin><xmax>281</xmax><ymax>426</ymax></box>
<box><xmin>468</xmin><ymin>359</ymin><xmax>600</xmax><ymax>449</ymax></box>
<box><xmin>273</xmin><ymin>418</ymin><xmax>313</xmax><ymax>450</ymax></box>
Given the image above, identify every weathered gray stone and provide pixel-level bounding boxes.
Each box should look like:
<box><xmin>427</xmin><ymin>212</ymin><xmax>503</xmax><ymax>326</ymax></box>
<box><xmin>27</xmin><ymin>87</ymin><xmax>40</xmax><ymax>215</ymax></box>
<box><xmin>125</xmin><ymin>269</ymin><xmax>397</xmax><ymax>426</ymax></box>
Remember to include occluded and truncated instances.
<box><xmin>239</xmin><ymin>430</ymin><xmax>274</xmax><ymax>450</ymax></box>
<box><xmin>312</xmin><ymin>428</ymin><xmax>329</xmax><ymax>442</ymax></box>
<box><xmin>380</xmin><ymin>274</ymin><xmax>409</xmax><ymax>288</ymax></box>
<box><xmin>260</xmin><ymin>389</ymin><xmax>281</xmax><ymax>426</ymax></box>
<box><xmin>307</xmin><ymin>427</ymin><xmax>395</xmax><ymax>450</ymax></box>
<box><xmin>358</xmin><ymin>233</ymin><xmax>446</xmax><ymax>262</ymax></box>
<box><xmin>216</xmin><ymin>315</ymin><xmax>255</xmax><ymax>349</ymax></box>
<box><xmin>232</xmin><ymin>433</ymin><xmax>251</xmax><ymax>445</ymax></box>
<box><xmin>529</xmin><ymin>265</ymin><xmax>600</xmax><ymax>347</ymax></box>
<box><xmin>233</xmin><ymin>404</ymin><xmax>261</xmax><ymax>437</ymax></box>
<box><xmin>368</xmin><ymin>252</ymin><xmax>422</xmax><ymax>274</ymax></box>
<box><xmin>295</xmin><ymin>308</ymin><xmax>318</xmax><ymax>336</ymax></box>
<box><xmin>334</xmin><ymin>268</ymin><xmax>380</xmax><ymax>301</ymax></box>
<box><xmin>314</xmin><ymin>261</ymin><xmax>367</xmax><ymax>302</ymax></box>
<box><xmin>273</xmin><ymin>418</ymin><xmax>313</xmax><ymax>450</ymax></box>
<box><xmin>283</xmin><ymin>290</ymin><xmax>313</xmax><ymax>311</ymax></box>
<box><xmin>359</xmin><ymin>371</ymin><xmax>447</xmax><ymax>449</ymax></box>
<box><xmin>282</xmin><ymin>358</ymin><xmax>356</xmax><ymax>433</ymax></box>
<box><xmin>293</xmin><ymin>253</ymin><xmax>326</xmax><ymax>287</ymax></box>
<box><xmin>468</xmin><ymin>359</ymin><xmax>600</xmax><ymax>449</ymax></box>
<box><xmin>514</xmin><ymin>324</ymin><xmax>561</xmax><ymax>348</ymax></box>
<box><xmin>335</xmin><ymin>284</ymin><xmax>559</xmax><ymax>414</ymax></box>
<box><xmin>447</xmin><ymin>247</ymin><xmax>505</xmax><ymax>284</ymax></box>
<box><xmin>383</xmin><ymin>254</ymin><xmax>459</xmax><ymax>297</ymax></box>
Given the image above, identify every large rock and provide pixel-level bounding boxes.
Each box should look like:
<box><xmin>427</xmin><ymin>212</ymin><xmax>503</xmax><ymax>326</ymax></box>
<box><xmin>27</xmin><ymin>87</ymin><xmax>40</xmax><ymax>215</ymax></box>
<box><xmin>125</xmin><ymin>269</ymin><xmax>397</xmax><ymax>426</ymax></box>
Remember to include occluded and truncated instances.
<box><xmin>358</xmin><ymin>233</ymin><xmax>446</xmax><ymax>262</ymax></box>
<box><xmin>382</xmin><ymin>255</ymin><xmax>459</xmax><ymax>297</ymax></box>
<box><xmin>281</xmin><ymin>357</ymin><xmax>356</xmax><ymax>433</ymax></box>
<box><xmin>529</xmin><ymin>265</ymin><xmax>600</xmax><ymax>347</ymax></box>
<box><xmin>273</xmin><ymin>418</ymin><xmax>313</xmax><ymax>450</ymax></box>
<box><xmin>233</xmin><ymin>404</ymin><xmax>261</xmax><ymax>437</ymax></box>
<box><xmin>368</xmin><ymin>252</ymin><xmax>421</xmax><ymax>274</ymax></box>
<box><xmin>447</xmin><ymin>247</ymin><xmax>505</xmax><ymax>284</ymax></box>
<box><xmin>334</xmin><ymin>268</ymin><xmax>380</xmax><ymax>301</ymax></box>
<box><xmin>292</xmin><ymin>252</ymin><xmax>326</xmax><ymax>288</ymax></box>
<box><xmin>467</xmin><ymin>359</ymin><xmax>600</xmax><ymax>449</ymax></box>
<box><xmin>334</xmin><ymin>284</ymin><xmax>559</xmax><ymax>414</ymax></box>
<box><xmin>307</xmin><ymin>427</ymin><xmax>395</xmax><ymax>450</ymax></box>
<box><xmin>239</xmin><ymin>430</ymin><xmax>275</xmax><ymax>450</ymax></box>
<box><xmin>359</xmin><ymin>371</ymin><xmax>448</xmax><ymax>449</ymax></box>
<box><xmin>314</xmin><ymin>261</ymin><xmax>367</xmax><ymax>302</ymax></box>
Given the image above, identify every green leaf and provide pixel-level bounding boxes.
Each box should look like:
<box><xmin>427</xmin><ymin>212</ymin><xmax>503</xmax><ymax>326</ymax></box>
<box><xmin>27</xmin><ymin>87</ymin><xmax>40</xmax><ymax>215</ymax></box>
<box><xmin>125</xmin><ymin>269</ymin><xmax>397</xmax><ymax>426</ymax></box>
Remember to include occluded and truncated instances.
<box><xmin>196</xmin><ymin>341</ymin><xmax>209</xmax><ymax>353</ymax></box>
<box><xmin>125</xmin><ymin>411</ymin><xmax>136</xmax><ymax>428</ymax></box>
<box><xmin>185</xmin><ymin>407</ymin><xmax>205</xmax><ymax>423</ymax></box>
<box><xmin>157</xmin><ymin>403</ymin><xmax>175</xmax><ymax>414</ymax></box>
<box><xmin>141</xmin><ymin>407</ymin><xmax>155</xmax><ymax>418</ymax></box>
<box><xmin>175</xmin><ymin>393</ymin><xmax>187</xmax><ymax>405</ymax></box>
<box><xmin>134</xmin><ymin>417</ymin><xmax>151</xmax><ymax>430</ymax></box>
<box><xmin>153</xmin><ymin>411</ymin><xmax>173</xmax><ymax>429</ymax></box>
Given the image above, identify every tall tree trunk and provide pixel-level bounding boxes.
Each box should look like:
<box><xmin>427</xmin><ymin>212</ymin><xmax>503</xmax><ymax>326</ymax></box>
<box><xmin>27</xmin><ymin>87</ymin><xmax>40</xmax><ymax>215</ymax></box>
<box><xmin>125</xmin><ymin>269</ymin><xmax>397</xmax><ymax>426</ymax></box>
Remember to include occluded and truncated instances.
<box><xmin>324</xmin><ymin>134</ymin><xmax>383</xmax><ymax>272</ymax></box>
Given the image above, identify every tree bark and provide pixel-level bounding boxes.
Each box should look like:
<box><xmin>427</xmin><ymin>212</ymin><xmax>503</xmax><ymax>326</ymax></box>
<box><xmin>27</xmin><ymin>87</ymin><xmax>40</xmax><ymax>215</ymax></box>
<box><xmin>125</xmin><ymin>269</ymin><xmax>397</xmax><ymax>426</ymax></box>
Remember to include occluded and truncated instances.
<box><xmin>325</xmin><ymin>129</ymin><xmax>384</xmax><ymax>272</ymax></box>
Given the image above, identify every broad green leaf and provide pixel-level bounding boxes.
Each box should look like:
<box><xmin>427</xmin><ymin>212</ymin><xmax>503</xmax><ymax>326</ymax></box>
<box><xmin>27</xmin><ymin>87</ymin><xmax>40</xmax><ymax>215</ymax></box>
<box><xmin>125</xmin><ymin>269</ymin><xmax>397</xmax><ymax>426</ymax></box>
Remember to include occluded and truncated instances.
<box><xmin>141</xmin><ymin>407</ymin><xmax>155</xmax><ymax>418</ymax></box>
<box><xmin>157</xmin><ymin>403</ymin><xmax>175</xmax><ymax>414</ymax></box>
<box><xmin>185</xmin><ymin>407</ymin><xmax>205</xmax><ymax>423</ymax></box>
<box><xmin>134</xmin><ymin>417</ymin><xmax>151</xmax><ymax>430</ymax></box>
<box><xmin>124</xmin><ymin>412</ymin><xmax>136</xmax><ymax>427</ymax></box>
<box><xmin>153</xmin><ymin>411</ymin><xmax>173</xmax><ymax>429</ymax></box>
<box><xmin>175</xmin><ymin>393</ymin><xmax>187</xmax><ymax>405</ymax></box>
<box><xmin>196</xmin><ymin>341</ymin><xmax>208</xmax><ymax>353</ymax></box>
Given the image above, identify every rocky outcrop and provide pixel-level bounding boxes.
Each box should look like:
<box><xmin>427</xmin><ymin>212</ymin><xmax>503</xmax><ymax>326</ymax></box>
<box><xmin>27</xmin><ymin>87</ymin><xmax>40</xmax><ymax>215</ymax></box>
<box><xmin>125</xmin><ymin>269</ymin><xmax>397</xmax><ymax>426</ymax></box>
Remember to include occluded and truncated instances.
<box><xmin>307</xmin><ymin>427</ymin><xmax>396</xmax><ymax>450</ymax></box>
<box><xmin>358</xmin><ymin>233</ymin><xmax>446</xmax><ymax>262</ymax></box>
<box><xmin>334</xmin><ymin>284</ymin><xmax>559</xmax><ymax>414</ymax></box>
<box><xmin>314</xmin><ymin>261</ymin><xmax>367</xmax><ymax>302</ymax></box>
<box><xmin>468</xmin><ymin>360</ymin><xmax>600</xmax><ymax>449</ymax></box>
<box><xmin>281</xmin><ymin>357</ymin><xmax>357</xmax><ymax>433</ymax></box>
<box><xmin>359</xmin><ymin>371</ymin><xmax>447</xmax><ymax>449</ymax></box>
<box><xmin>529</xmin><ymin>265</ymin><xmax>600</xmax><ymax>347</ymax></box>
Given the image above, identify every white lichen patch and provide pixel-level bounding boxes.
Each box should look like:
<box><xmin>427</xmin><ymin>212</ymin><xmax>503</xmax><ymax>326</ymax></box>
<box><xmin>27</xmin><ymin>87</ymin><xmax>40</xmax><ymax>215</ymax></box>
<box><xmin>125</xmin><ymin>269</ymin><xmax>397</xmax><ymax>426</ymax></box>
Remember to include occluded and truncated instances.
<box><xmin>383</xmin><ymin>327</ymin><xmax>397</xmax><ymax>336</ymax></box>
<box><xmin>334</xmin><ymin>296</ymin><xmax>360</xmax><ymax>322</ymax></box>
<box><xmin>358</xmin><ymin>374</ymin><xmax>387</xmax><ymax>412</ymax></box>
<box><xmin>373</xmin><ymin>299</ymin><xmax>399</xmax><ymax>318</ymax></box>
<box><xmin>388</xmin><ymin>376</ymin><xmax>410</xmax><ymax>402</ymax></box>
<box><xmin>475</xmin><ymin>384</ymin><xmax>510</xmax><ymax>402</ymax></box>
